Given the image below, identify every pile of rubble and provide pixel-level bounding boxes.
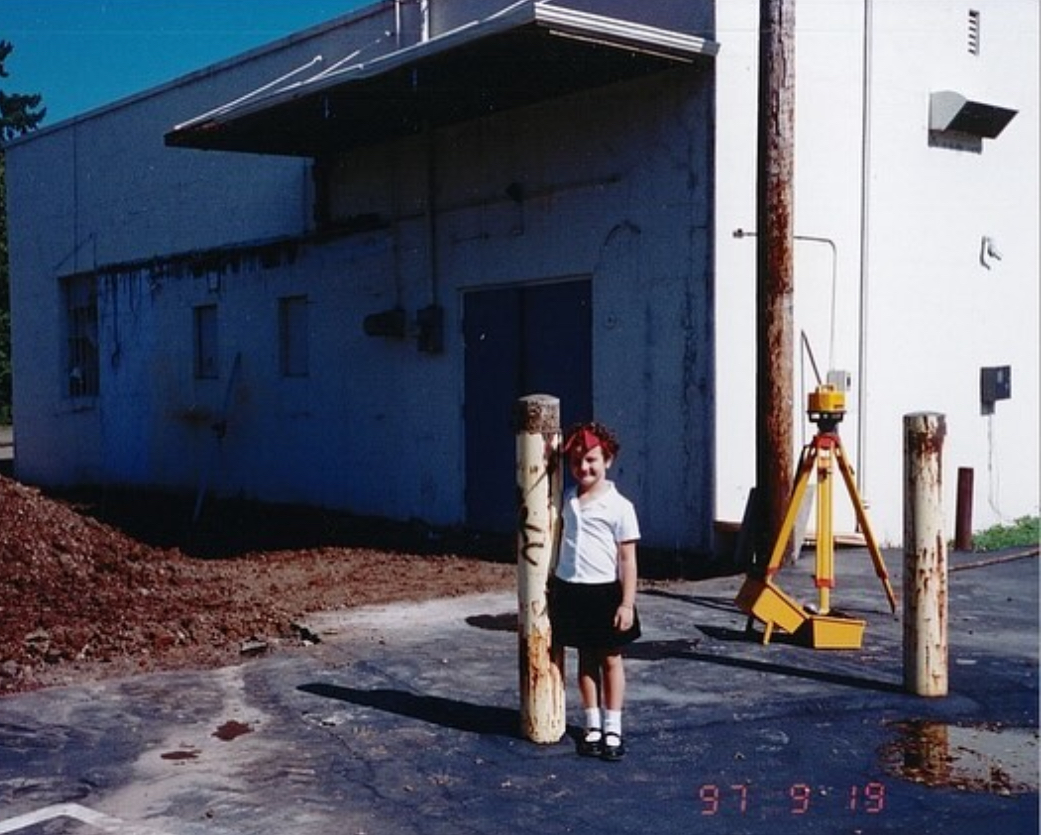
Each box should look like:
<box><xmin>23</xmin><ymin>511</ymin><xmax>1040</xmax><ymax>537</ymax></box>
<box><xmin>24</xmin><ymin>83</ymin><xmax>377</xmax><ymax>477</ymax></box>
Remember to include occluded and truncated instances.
<box><xmin>0</xmin><ymin>476</ymin><xmax>513</xmax><ymax>694</ymax></box>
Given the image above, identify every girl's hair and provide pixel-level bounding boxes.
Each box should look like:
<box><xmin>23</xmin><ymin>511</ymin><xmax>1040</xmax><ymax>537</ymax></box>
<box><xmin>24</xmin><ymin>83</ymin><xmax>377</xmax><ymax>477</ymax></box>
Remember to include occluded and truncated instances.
<box><xmin>564</xmin><ymin>421</ymin><xmax>620</xmax><ymax>460</ymax></box>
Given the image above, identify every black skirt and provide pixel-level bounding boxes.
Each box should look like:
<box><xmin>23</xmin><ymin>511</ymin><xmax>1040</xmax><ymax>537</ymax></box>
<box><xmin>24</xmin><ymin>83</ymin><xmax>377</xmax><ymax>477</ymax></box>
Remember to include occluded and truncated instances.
<box><xmin>548</xmin><ymin>577</ymin><xmax>641</xmax><ymax>650</ymax></box>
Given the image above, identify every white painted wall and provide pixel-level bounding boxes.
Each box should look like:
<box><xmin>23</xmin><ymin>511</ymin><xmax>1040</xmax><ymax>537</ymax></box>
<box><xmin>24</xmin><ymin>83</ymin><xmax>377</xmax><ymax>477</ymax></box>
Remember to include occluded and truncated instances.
<box><xmin>715</xmin><ymin>0</ymin><xmax>1039</xmax><ymax>544</ymax></box>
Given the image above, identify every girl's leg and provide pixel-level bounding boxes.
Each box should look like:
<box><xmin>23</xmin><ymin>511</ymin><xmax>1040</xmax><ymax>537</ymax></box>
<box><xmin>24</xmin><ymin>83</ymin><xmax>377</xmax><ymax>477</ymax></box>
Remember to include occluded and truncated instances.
<box><xmin>601</xmin><ymin>652</ymin><xmax>627</xmax><ymax>759</ymax></box>
<box><xmin>601</xmin><ymin>651</ymin><xmax>625</xmax><ymax>710</ymax></box>
<box><xmin>576</xmin><ymin>649</ymin><xmax>604</xmax><ymax>755</ymax></box>
<box><xmin>578</xmin><ymin>649</ymin><xmax>602</xmax><ymax>711</ymax></box>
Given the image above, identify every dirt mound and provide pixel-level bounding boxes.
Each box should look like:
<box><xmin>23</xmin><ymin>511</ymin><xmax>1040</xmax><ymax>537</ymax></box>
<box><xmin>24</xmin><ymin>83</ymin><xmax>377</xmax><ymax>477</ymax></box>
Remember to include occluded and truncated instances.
<box><xmin>0</xmin><ymin>477</ymin><xmax>514</xmax><ymax>694</ymax></box>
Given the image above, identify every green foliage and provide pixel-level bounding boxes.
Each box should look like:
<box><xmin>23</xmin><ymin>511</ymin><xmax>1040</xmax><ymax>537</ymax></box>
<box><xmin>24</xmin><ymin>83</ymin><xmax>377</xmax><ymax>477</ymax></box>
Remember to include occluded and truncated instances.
<box><xmin>0</xmin><ymin>41</ymin><xmax>46</xmax><ymax>142</ymax></box>
<box><xmin>972</xmin><ymin>516</ymin><xmax>1040</xmax><ymax>552</ymax></box>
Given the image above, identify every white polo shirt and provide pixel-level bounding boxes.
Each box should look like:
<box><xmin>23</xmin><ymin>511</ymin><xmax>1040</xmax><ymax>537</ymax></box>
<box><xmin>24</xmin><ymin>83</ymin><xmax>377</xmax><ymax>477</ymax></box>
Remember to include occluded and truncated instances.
<box><xmin>555</xmin><ymin>482</ymin><xmax>640</xmax><ymax>584</ymax></box>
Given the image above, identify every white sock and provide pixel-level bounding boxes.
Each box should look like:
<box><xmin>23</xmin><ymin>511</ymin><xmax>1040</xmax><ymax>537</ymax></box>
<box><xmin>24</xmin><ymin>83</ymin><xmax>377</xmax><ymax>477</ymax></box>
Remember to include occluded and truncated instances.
<box><xmin>603</xmin><ymin>709</ymin><xmax>623</xmax><ymax>741</ymax></box>
<box><xmin>584</xmin><ymin>707</ymin><xmax>602</xmax><ymax>737</ymax></box>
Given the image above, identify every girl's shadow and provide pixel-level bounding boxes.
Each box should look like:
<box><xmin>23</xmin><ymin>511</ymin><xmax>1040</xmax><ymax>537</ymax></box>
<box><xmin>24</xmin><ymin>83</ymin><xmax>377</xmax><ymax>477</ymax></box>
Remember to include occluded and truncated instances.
<box><xmin>299</xmin><ymin>682</ymin><xmax>522</xmax><ymax>737</ymax></box>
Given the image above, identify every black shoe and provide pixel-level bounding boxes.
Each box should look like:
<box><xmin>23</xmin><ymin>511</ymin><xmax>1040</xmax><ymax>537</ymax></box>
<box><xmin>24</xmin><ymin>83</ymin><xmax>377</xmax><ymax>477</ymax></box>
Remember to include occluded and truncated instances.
<box><xmin>577</xmin><ymin>729</ymin><xmax>604</xmax><ymax>757</ymax></box>
<box><xmin>600</xmin><ymin>732</ymin><xmax>626</xmax><ymax>761</ymax></box>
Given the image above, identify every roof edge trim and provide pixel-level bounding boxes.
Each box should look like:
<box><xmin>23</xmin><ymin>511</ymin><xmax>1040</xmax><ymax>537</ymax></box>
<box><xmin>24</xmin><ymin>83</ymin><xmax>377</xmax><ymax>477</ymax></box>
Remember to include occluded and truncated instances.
<box><xmin>534</xmin><ymin>5</ymin><xmax>720</xmax><ymax>59</ymax></box>
<box><xmin>169</xmin><ymin>1</ymin><xmax>718</xmax><ymax>139</ymax></box>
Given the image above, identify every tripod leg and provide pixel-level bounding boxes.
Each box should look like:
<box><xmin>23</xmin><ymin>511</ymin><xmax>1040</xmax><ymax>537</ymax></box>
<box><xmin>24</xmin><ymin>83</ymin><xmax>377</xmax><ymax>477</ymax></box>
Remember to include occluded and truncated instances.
<box><xmin>835</xmin><ymin>440</ymin><xmax>898</xmax><ymax>612</ymax></box>
<box><xmin>764</xmin><ymin>443</ymin><xmax>817</xmax><ymax>576</ymax></box>
<box><xmin>815</xmin><ymin>440</ymin><xmax>835</xmax><ymax>615</ymax></box>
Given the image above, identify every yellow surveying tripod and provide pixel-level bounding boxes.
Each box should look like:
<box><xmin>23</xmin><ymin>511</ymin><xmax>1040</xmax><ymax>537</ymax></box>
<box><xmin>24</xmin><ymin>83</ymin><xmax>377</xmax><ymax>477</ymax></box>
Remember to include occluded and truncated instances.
<box><xmin>736</xmin><ymin>385</ymin><xmax>898</xmax><ymax>648</ymax></box>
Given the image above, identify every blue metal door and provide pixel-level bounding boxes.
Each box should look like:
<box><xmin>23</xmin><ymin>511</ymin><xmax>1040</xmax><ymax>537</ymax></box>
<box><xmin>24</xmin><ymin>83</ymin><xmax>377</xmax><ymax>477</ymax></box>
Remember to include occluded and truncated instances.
<box><xmin>463</xmin><ymin>279</ymin><xmax>592</xmax><ymax>533</ymax></box>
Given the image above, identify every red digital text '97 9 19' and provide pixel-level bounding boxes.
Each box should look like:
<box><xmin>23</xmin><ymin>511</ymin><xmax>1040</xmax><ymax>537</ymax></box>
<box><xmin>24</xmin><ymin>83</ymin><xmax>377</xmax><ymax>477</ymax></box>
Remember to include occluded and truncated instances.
<box><xmin>697</xmin><ymin>782</ymin><xmax>886</xmax><ymax>816</ymax></box>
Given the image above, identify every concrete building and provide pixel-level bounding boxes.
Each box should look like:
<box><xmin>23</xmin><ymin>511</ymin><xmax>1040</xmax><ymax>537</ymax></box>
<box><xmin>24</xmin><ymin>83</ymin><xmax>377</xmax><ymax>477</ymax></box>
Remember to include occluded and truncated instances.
<box><xmin>4</xmin><ymin>0</ymin><xmax>1037</xmax><ymax>559</ymax></box>
<box><xmin>713</xmin><ymin>0</ymin><xmax>1038</xmax><ymax>546</ymax></box>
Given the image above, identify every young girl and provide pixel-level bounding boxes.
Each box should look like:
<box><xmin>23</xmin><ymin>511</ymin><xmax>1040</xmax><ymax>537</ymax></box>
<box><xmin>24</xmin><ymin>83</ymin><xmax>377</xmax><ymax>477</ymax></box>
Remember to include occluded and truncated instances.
<box><xmin>549</xmin><ymin>421</ymin><xmax>641</xmax><ymax>761</ymax></box>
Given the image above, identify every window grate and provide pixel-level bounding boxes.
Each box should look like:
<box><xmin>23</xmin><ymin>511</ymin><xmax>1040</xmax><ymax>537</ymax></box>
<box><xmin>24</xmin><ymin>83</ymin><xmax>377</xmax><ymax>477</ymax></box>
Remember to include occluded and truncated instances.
<box><xmin>194</xmin><ymin>305</ymin><xmax>219</xmax><ymax>379</ymax></box>
<box><xmin>64</xmin><ymin>275</ymin><xmax>99</xmax><ymax>398</ymax></box>
<box><xmin>968</xmin><ymin>9</ymin><xmax>981</xmax><ymax>56</ymax></box>
<box><xmin>279</xmin><ymin>295</ymin><xmax>310</xmax><ymax>377</ymax></box>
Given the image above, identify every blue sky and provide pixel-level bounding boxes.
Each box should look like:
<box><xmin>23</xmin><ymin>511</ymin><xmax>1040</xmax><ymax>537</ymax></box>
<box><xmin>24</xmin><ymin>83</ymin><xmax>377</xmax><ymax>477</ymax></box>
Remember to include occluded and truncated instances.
<box><xmin>1</xmin><ymin>1</ymin><xmax>370</xmax><ymax>126</ymax></box>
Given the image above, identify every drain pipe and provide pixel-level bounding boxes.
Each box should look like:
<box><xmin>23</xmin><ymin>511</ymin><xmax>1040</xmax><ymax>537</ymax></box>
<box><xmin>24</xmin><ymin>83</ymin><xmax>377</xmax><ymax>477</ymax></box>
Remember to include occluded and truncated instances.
<box><xmin>425</xmin><ymin>123</ymin><xmax>440</xmax><ymax>308</ymax></box>
<box><xmin>420</xmin><ymin>0</ymin><xmax>431</xmax><ymax>41</ymax></box>
<box><xmin>856</xmin><ymin>0</ymin><xmax>874</xmax><ymax>495</ymax></box>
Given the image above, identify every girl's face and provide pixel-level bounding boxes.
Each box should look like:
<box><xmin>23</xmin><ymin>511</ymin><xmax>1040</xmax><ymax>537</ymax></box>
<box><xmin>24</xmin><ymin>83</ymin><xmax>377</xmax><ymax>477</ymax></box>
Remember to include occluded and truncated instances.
<box><xmin>569</xmin><ymin>444</ymin><xmax>611</xmax><ymax>494</ymax></box>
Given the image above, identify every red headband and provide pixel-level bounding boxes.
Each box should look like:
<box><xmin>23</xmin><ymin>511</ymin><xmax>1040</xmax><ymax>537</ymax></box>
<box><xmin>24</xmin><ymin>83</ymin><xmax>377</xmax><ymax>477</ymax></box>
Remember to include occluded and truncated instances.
<box><xmin>565</xmin><ymin>427</ymin><xmax>601</xmax><ymax>455</ymax></box>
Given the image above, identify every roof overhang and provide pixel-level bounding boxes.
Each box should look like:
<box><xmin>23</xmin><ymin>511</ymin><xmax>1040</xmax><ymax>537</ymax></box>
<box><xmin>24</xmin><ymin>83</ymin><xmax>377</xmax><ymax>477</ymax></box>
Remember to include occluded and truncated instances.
<box><xmin>165</xmin><ymin>3</ymin><xmax>719</xmax><ymax>157</ymax></box>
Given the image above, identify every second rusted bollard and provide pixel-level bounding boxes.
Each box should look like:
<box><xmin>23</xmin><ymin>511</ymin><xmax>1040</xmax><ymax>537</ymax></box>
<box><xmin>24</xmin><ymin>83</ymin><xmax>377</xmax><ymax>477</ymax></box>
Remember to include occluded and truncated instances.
<box><xmin>903</xmin><ymin>412</ymin><xmax>948</xmax><ymax>697</ymax></box>
<box><xmin>514</xmin><ymin>394</ymin><xmax>565</xmax><ymax>743</ymax></box>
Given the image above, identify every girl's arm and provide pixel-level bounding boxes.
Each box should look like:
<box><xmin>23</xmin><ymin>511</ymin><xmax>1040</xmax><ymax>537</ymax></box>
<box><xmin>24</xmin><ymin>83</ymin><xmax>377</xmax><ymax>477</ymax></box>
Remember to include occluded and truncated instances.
<box><xmin>614</xmin><ymin>540</ymin><xmax>638</xmax><ymax>630</ymax></box>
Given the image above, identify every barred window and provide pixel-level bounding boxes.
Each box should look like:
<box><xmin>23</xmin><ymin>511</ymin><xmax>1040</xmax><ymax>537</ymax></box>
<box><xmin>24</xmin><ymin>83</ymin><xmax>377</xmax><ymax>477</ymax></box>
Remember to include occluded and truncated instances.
<box><xmin>194</xmin><ymin>304</ymin><xmax>219</xmax><ymax>379</ymax></box>
<box><xmin>64</xmin><ymin>275</ymin><xmax>99</xmax><ymax>398</ymax></box>
<box><xmin>279</xmin><ymin>295</ymin><xmax>310</xmax><ymax>377</ymax></box>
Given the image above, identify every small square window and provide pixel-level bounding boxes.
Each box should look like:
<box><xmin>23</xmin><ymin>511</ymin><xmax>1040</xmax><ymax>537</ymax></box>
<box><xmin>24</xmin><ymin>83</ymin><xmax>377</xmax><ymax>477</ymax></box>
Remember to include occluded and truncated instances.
<box><xmin>194</xmin><ymin>304</ymin><xmax>219</xmax><ymax>379</ymax></box>
<box><xmin>279</xmin><ymin>295</ymin><xmax>310</xmax><ymax>377</ymax></box>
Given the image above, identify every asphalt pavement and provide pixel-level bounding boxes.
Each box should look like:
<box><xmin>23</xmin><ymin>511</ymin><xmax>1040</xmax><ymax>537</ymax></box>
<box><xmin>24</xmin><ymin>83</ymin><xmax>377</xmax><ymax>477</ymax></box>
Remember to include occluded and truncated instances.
<box><xmin>0</xmin><ymin>546</ymin><xmax>1037</xmax><ymax>835</ymax></box>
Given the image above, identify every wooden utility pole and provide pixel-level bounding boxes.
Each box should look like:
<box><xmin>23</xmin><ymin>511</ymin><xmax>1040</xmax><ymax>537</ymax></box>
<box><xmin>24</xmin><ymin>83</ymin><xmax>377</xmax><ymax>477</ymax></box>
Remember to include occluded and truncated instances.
<box><xmin>756</xmin><ymin>0</ymin><xmax>796</xmax><ymax>565</ymax></box>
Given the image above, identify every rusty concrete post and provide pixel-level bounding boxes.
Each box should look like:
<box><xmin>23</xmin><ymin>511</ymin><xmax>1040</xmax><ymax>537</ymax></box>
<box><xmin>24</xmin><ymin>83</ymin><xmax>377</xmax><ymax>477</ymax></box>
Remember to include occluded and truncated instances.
<box><xmin>514</xmin><ymin>394</ymin><xmax>565</xmax><ymax>743</ymax></box>
<box><xmin>903</xmin><ymin>413</ymin><xmax>948</xmax><ymax>697</ymax></box>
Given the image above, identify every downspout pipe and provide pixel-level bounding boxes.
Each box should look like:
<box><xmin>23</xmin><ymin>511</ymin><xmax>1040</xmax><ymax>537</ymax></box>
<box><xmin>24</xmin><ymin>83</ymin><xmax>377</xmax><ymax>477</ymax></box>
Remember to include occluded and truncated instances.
<box><xmin>857</xmin><ymin>0</ymin><xmax>874</xmax><ymax>496</ymax></box>
<box><xmin>425</xmin><ymin>123</ymin><xmax>440</xmax><ymax>307</ymax></box>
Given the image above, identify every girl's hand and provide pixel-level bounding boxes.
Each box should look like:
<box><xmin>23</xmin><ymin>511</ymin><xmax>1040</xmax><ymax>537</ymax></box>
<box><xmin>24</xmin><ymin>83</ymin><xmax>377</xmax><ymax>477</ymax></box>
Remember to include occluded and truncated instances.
<box><xmin>614</xmin><ymin>604</ymin><xmax>634</xmax><ymax>632</ymax></box>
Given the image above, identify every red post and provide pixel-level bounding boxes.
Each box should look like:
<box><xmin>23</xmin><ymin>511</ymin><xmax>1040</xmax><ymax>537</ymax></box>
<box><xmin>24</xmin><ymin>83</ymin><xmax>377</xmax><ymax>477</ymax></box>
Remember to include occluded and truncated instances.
<box><xmin>954</xmin><ymin>467</ymin><xmax>974</xmax><ymax>552</ymax></box>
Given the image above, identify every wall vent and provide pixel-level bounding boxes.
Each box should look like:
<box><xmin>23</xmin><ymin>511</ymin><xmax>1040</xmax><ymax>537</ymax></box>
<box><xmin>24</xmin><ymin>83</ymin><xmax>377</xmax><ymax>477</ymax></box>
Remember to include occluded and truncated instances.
<box><xmin>929</xmin><ymin>91</ymin><xmax>1017</xmax><ymax>139</ymax></box>
<box><xmin>968</xmin><ymin>9</ymin><xmax>981</xmax><ymax>56</ymax></box>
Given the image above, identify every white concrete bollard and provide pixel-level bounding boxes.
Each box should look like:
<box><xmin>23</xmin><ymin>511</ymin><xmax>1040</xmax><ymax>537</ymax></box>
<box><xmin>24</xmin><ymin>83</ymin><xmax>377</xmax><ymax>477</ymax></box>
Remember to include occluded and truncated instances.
<box><xmin>514</xmin><ymin>394</ymin><xmax>565</xmax><ymax>743</ymax></box>
<box><xmin>902</xmin><ymin>412</ymin><xmax>948</xmax><ymax>697</ymax></box>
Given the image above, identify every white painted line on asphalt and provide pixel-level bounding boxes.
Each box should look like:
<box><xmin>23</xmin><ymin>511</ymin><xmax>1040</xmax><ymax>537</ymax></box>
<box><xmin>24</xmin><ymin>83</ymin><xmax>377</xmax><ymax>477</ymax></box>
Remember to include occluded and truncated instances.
<box><xmin>0</xmin><ymin>802</ymin><xmax>173</xmax><ymax>835</ymax></box>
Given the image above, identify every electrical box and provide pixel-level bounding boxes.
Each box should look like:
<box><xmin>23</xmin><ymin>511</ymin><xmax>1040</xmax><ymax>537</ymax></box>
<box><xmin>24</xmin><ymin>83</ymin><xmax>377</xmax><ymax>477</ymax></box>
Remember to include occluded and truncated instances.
<box><xmin>980</xmin><ymin>365</ymin><xmax>1012</xmax><ymax>414</ymax></box>
<box><xmin>416</xmin><ymin>304</ymin><xmax>444</xmax><ymax>354</ymax></box>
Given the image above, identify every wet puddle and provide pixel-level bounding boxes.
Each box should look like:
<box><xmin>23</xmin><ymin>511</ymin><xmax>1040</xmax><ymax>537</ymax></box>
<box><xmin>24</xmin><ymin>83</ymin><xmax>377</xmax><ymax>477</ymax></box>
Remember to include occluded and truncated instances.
<box><xmin>213</xmin><ymin>720</ymin><xmax>253</xmax><ymax>742</ymax></box>
<box><xmin>880</xmin><ymin>720</ymin><xmax>1038</xmax><ymax>795</ymax></box>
